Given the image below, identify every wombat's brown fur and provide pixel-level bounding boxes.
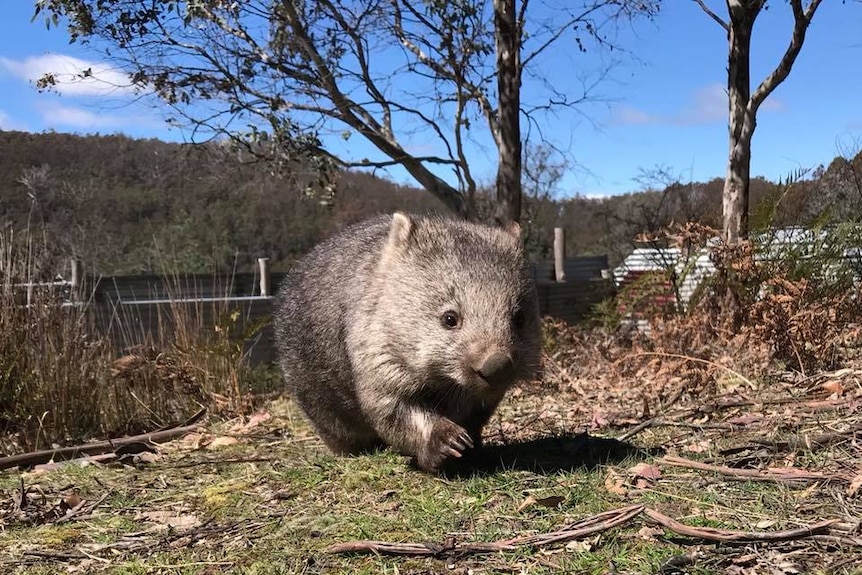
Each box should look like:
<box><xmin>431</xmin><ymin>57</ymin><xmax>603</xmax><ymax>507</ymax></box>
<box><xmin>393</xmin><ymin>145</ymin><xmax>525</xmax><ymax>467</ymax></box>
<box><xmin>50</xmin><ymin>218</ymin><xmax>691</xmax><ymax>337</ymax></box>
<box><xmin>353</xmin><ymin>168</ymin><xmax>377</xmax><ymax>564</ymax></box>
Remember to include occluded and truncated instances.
<box><xmin>273</xmin><ymin>212</ymin><xmax>541</xmax><ymax>472</ymax></box>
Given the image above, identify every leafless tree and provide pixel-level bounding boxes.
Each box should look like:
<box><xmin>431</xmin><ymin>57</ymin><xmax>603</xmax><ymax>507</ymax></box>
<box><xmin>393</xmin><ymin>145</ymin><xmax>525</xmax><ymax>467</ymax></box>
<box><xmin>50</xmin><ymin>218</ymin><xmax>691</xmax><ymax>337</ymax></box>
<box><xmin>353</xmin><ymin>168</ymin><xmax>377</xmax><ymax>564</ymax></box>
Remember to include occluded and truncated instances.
<box><xmin>35</xmin><ymin>0</ymin><xmax>658</xmax><ymax>223</ymax></box>
<box><xmin>693</xmin><ymin>0</ymin><xmax>824</xmax><ymax>243</ymax></box>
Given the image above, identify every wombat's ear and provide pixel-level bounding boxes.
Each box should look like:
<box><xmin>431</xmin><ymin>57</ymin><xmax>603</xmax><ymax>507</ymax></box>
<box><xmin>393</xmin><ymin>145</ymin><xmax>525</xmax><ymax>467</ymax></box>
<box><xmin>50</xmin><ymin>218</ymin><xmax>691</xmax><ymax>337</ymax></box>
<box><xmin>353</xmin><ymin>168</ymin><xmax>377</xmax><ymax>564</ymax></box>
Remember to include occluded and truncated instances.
<box><xmin>387</xmin><ymin>212</ymin><xmax>415</xmax><ymax>248</ymax></box>
<box><xmin>503</xmin><ymin>220</ymin><xmax>521</xmax><ymax>240</ymax></box>
<box><xmin>493</xmin><ymin>216</ymin><xmax>522</xmax><ymax>241</ymax></box>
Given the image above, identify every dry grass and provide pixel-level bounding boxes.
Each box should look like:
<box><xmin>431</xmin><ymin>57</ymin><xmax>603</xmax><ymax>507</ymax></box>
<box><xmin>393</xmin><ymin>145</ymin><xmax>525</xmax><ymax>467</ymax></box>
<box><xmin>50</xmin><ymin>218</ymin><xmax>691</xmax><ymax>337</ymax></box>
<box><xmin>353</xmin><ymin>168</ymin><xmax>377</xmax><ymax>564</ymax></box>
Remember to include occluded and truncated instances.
<box><xmin>0</xmin><ymin>231</ymin><xmax>264</xmax><ymax>454</ymax></box>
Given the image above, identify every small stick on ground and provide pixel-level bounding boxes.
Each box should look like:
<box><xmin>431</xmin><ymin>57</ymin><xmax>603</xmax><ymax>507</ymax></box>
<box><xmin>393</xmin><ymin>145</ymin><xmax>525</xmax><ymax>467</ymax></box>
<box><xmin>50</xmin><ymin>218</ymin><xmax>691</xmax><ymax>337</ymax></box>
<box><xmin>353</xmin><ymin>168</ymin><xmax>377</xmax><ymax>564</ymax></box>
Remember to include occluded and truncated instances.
<box><xmin>751</xmin><ymin>423</ymin><xmax>862</xmax><ymax>453</ymax></box>
<box><xmin>0</xmin><ymin>419</ymin><xmax>205</xmax><ymax>471</ymax></box>
<box><xmin>324</xmin><ymin>540</ymin><xmax>513</xmax><ymax>556</ymax></box>
<box><xmin>644</xmin><ymin>508</ymin><xmax>840</xmax><ymax>543</ymax></box>
<box><xmin>657</xmin><ymin>455</ymin><xmax>849</xmax><ymax>485</ymax></box>
<box><xmin>501</xmin><ymin>504</ymin><xmax>645</xmax><ymax>547</ymax></box>
<box><xmin>326</xmin><ymin>505</ymin><xmax>645</xmax><ymax>556</ymax></box>
<box><xmin>618</xmin><ymin>419</ymin><xmax>739</xmax><ymax>441</ymax></box>
<box><xmin>326</xmin><ymin>504</ymin><xmax>845</xmax><ymax>558</ymax></box>
<box><xmin>54</xmin><ymin>493</ymin><xmax>110</xmax><ymax>524</ymax></box>
<box><xmin>624</xmin><ymin>352</ymin><xmax>757</xmax><ymax>389</ymax></box>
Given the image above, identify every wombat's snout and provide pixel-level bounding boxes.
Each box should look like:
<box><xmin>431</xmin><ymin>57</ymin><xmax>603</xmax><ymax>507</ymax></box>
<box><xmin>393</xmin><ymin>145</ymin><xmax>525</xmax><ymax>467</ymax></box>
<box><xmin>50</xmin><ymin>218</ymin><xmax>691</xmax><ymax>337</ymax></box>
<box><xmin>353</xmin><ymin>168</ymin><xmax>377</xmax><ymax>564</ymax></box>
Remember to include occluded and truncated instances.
<box><xmin>474</xmin><ymin>349</ymin><xmax>517</xmax><ymax>386</ymax></box>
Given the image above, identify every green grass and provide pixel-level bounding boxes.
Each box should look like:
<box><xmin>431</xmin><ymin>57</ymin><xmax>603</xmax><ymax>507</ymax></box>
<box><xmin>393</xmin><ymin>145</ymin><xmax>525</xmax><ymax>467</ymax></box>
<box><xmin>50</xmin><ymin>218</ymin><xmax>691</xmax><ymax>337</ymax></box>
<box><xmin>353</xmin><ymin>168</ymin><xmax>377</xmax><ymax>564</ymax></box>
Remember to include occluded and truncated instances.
<box><xmin>3</xmin><ymin>393</ymin><xmax>859</xmax><ymax>575</ymax></box>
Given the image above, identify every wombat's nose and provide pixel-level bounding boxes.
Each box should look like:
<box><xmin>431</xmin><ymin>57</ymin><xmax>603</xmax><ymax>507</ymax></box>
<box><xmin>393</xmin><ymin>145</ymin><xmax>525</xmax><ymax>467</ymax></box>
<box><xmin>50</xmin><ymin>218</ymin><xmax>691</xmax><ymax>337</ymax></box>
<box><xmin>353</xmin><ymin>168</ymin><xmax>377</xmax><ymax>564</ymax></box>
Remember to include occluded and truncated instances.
<box><xmin>476</xmin><ymin>351</ymin><xmax>516</xmax><ymax>385</ymax></box>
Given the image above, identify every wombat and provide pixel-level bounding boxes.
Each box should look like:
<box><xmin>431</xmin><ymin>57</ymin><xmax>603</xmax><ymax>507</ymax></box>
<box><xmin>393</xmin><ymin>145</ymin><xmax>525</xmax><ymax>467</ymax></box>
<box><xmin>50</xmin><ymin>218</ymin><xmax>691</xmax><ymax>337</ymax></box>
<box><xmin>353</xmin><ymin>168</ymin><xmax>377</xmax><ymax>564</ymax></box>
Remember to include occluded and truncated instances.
<box><xmin>273</xmin><ymin>212</ymin><xmax>542</xmax><ymax>472</ymax></box>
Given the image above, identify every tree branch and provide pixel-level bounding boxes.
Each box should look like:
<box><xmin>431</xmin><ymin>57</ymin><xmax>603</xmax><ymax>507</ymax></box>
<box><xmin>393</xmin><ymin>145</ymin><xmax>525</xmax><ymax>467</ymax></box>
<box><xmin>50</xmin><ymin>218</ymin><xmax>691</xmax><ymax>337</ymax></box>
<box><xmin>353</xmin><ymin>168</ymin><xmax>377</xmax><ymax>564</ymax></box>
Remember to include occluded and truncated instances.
<box><xmin>749</xmin><ymin>0</ymin><xmax>823</xmax><ymax>113</ymax></box>
<box><xmin>521</xmin><ymin>4</ymin><xmax>606</xmax><ymax>69</ymax></box>
<box><xmin>692</xmin><ymin>0</ymin><xmax>729</xmax><ymax>31</ymax></box>
<box><xmin>393</xmin><ymin>0</ymin><xmax>501</xmax><ymax>147</ymax></box>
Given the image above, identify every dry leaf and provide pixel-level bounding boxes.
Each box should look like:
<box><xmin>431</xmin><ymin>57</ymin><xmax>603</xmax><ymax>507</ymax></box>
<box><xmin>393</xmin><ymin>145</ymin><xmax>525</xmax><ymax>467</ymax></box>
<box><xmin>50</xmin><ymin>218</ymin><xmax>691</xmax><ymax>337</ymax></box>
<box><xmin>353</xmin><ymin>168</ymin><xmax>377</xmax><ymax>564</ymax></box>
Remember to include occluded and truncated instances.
<box><xmin>755</xmin><ymin>519</ymin><xmax>777</xmax><ymax>529</ymax></box>
<box><xmin>534</xmin><ymin>495</ymin><xmax>564</xmax><ymax>508</ymax></box>
<box><xmin>629</xmin><ymin>462</ymin><xmax>661</xmax><ymax>481</ymax></box>
<box><xmin>848</xmin><ymin>472</ymin><xmax>862</xmax><ymax>496</ymax></box>
<box><xmin>62</xmin><ymin>493</ymin><xmax>83</xmax><ymax>510</ymax></box>
<box><xmin>565</xmin><ymin>539</ymin><xmax>593</xmax><ymax>552</ymax></box>
<box><xmin>65</xmin><ymin>558</ymin><xmax>96</xmax><ymax>573</ymax></box>
<box><xmin>229</xmin><ymin>411</ymin><xmax>272</xmax><ymax>434</ymax></box>
<box><xmin>590</xmin><ymin>410</ymin><xmax>609</xmax><ymax>429</ymax></box>
<box><xmin>726</xmin><ymin>413</ymin><xmax>763</xmax><ymax>426</ymax></box>
<box><xmin>138</xmin><ymin>510</ymin><xmax>201</xmax><ymax>530</ymax></box>
<box><xmin>637</xmin><ymin>525</ymin><xmax>664</xmax><ymax>540</ymax></box>
<box><xmin>207</xmin><ymin>436</ymin><xmax>239</xmax><ymax>450</ymax></box>
<box><xmin>821</xmin><ymin>380</ymin><xmax>844</xmax><ymax>396</ymax></box>
<box><xmin>517</xmin><ymin>494</ymin><xmax>564</xmax><ymax>512</ymax></box>
<box><xmin>604</xmin><ymin>469</ymin><xmax>628</xmax><ymax>496</ymax></box>
<box><xmin>771</xmin><ymin>561</ymin><xmax>801</xmax><ymax>575</ymax></box>
<box><xmin>516</xmin><ymin>495</ymin><xmax>537</xmax><ymax>512</ymax></box>
<box><xmin>132</xmin><ymin>451</ymin><xmax>161</xmax><ymax>465</ymax></box>
<box><xmin>178</xmin><ymin>432</ymin><xmax>213</xmax><ymax>450</ymax></box>
<box><xmin>684</xmin><ymin>440</ymin><xmax>711</xmax><ymax>453</ymax></box>
<box><xmin>732</xmin><ymin>554</ymin><xmax>758</xmax><ymax>566</ymax></box>
<box><xmin>794</xmin><ymin>483</ymin><xmax>818</xmax><ymax>500</ymax></box>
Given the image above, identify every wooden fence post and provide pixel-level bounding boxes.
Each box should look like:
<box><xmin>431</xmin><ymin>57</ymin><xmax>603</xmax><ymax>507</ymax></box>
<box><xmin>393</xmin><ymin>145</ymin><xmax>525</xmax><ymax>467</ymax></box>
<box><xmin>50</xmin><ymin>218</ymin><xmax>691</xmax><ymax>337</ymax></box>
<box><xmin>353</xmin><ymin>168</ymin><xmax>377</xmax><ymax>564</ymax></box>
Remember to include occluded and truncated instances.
<box><xmin>70</xmin><ymin>258</ymin><xmax>84</xmax><ymax>303</ymax></box>
<box><xmin>258</xmin><ymin>257</ymin><xmax>271</xmax><ymax>297</ymax></box>
<box><xmin>553</xmin><ymin>228</ymin><xmax>566</xmax><ymax>282</ymax></box>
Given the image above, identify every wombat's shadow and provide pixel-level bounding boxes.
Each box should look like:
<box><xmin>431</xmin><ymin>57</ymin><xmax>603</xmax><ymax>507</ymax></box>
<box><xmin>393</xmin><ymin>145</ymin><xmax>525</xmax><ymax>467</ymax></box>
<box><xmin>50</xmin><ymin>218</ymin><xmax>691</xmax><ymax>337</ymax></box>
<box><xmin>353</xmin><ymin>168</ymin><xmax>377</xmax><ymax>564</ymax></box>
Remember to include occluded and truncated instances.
<box><xmin>439</xmin><ymin>432</ymin><xmax>663</xmax><ymax>477</ymax></box>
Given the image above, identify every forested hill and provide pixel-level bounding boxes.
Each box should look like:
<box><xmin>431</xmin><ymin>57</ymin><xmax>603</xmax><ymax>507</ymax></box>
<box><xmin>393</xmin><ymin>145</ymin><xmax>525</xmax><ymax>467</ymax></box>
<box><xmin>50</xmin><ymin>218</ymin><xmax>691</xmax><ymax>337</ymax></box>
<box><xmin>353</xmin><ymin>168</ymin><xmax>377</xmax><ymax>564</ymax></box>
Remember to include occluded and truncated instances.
<box><xmin>0</xmin><ymin>130</ymin><xmax>446</xmax><ymax>276</ymax></box>
<box><xmin>2</xmin><ymin>129</ymin><xmax>860</xmax><ymax>277</ymax></box>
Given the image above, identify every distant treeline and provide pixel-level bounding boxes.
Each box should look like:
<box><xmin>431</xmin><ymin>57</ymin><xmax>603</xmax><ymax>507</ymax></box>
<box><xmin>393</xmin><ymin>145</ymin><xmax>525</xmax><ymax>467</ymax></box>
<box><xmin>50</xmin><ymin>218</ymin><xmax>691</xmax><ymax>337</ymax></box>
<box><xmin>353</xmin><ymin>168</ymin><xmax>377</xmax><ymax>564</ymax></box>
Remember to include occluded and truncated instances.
<box><xmin>2</xmin><ymin>130</ymin><xmax>860</xmax><ymax>279</ymax></box>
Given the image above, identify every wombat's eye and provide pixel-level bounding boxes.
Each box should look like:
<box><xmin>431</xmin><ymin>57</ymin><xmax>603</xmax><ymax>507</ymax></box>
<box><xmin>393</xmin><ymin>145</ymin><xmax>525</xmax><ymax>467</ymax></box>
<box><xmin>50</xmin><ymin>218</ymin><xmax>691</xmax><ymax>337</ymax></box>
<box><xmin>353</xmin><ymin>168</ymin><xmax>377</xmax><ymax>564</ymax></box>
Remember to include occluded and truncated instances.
<box><xmin>512</xmin><ymin>309</ymin><xmax>525</xmax><ymax>330</ymax></box>
<box><xmin>441</xmin><ymin>311</ymin><xmax>461</xmax><ymax>329</ymax></box>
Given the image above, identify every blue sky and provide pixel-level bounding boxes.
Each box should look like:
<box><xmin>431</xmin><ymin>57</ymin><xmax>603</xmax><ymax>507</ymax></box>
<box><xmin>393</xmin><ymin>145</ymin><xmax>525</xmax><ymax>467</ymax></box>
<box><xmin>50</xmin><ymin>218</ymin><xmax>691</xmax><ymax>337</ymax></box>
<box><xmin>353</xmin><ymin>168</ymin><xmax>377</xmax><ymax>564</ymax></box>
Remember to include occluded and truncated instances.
<box><xmin>1</xmin><ymin>1</ymin><xmax>860</xmax><ymax>198</ymax></box>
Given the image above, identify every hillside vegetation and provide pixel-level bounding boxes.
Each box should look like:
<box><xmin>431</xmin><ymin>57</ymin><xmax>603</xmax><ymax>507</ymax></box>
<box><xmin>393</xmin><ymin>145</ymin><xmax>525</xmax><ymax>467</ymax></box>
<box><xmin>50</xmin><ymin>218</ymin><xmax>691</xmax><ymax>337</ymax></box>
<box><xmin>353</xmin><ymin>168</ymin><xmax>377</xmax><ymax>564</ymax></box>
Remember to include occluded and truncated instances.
<box><xmin>4</xmin><ymin>129</ymin><xmax>861</xmax><ymax>278</ymax></box>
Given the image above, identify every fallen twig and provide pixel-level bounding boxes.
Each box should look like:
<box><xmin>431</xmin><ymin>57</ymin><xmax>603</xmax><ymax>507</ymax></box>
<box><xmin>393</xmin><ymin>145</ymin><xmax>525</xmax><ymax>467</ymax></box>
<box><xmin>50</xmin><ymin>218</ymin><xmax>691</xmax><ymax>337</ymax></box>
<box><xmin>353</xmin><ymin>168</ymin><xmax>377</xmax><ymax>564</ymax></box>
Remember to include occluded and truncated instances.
<box><xmin>751</xmin><ymin>423</ymin><xmax>862</xmax><ymax>453</ymax></box>
<box><xmin>644</xmin><ymin>508</ymin><xmax>839</xmax><ymax>543</ymax></box>
<box><xmin>0</xmin><ymin>416</ymin><xmax>205</xmax><ymax>471</ymax></box>
<box><xmin>325</xmin><ymin>539</ymin><xmax>512</xmax><ymax>556</ymax></box>
<box><xmin>657</xmin><ymin>455</ymin><xmax>848</xmax><ymax>485</ymax></box>
<box><xmin>810</xmin><ymin>534</ymin><xmax>862</xmax><ymax>547</ymax></box>
<box><xmin>501</xmin><ymin>504</ymin><xmax>645</xmax><ymax>547</ymax></box>
<box><xmin>171</xmin><ymin>457</ymin><xmax>280</xmax><ymax>469</ymax></box>
<box><xmin>172</xmin><ymin>407</ymin><xmax>208</xmax><ymax>429</ymax></box>
<box><xmin>54</xmin><ymin>493</ymin><xmax>110</xmax><ymax>524</ymax></box>
<box><xmin>625</xmin><ymin>352</ymin><xmax>757</xmax><ymax>389</ymax></box>
<box><xmin>618</xmin><ymin>418</ymin><xmax>739</xmax><ymax>441</ymax></box>
<box><xmin>22</xmin><ymin>550</ymin><xmax>87</xmax><ymax>561</ymax></box>
<box><xmin>325</xmin><ymin>502</ymin><xmax>845</xmax><ymax>558</ymax></box>
<box><xmin>31</xmin><ymin>453</ymin><xmax>118</xmax><ymax>472</ymax></box>
<box><xmin>326</xmin><ymin>505</ymin><xmax>645</xmax><ymax>556</ymax></box>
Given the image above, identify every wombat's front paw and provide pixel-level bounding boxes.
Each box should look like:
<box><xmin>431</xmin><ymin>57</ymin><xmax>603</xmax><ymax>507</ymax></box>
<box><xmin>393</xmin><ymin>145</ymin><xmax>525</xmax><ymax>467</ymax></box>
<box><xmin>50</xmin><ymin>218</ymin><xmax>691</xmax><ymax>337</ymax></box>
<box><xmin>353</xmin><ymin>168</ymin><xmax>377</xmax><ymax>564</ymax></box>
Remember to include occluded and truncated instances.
<box><xmin>416</xmin><ymin>419</ymin><xmax>474</xmax><ymax>472</ymax></box>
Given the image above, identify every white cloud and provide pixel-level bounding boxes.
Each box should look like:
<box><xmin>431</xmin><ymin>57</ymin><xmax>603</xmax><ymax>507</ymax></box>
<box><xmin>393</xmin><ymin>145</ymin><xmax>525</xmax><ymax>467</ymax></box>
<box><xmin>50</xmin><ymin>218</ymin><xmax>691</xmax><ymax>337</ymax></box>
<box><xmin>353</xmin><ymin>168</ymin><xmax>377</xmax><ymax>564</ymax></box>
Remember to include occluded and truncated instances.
<box><xmin>614</xmin><ymin>105</ymin><xmax>657</xmax><ymax>126</ymax></box>
<box><xmin>35</xmin><ymin>101</ymin><xmax>170</xmax><ymax>134</ymax></box>
<box><xmin>0</xmin><ymin>53</ymin><xmax>135</xmax><ymax>97</ymax></box>
<box><xmin>678</xmin><ymin>83</ymin><xmax>726</xmax><ymax>125</ymax></box>
<box><xmin>38</xmin><ymin>102</ymin><xmax>127</xmax><ymax>129</ymax></box>
<box><xmin>614</xmin><ymin>83</ymin><xmax>785</xmax><ymax>127</ymax></box>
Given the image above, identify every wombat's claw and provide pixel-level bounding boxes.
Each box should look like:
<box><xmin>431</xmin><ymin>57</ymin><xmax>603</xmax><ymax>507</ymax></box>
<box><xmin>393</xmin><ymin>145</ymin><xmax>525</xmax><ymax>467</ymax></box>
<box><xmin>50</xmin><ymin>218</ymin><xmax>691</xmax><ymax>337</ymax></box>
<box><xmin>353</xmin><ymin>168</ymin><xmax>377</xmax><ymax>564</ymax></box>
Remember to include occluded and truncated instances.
<box><xmin>447</xmin><ymin>430</ymin><xmax>474</xmax><ymax>456</ymax></box>
<box><xmin>418</xmin><ymin>420</ymin><xmax>474</xmax><ymax>471</ymax></box>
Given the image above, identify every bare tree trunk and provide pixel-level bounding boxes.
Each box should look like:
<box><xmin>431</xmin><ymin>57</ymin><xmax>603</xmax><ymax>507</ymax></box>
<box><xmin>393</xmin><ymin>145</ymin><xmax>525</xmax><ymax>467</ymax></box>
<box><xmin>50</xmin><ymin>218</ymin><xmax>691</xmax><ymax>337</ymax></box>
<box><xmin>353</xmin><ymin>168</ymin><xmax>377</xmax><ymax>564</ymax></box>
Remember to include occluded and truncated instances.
<box><xmin>723</xmin><ymin>6</ymin><xmax>756</xmax><ymax>244</ymax></box>
<box><xmin>493</xmin><ymin>0</ymin><xmax>522</xmax><ymax>225</ymax></box>
<box><xmin>708</xmin><ymin>0</ymin><xmax>824</xmax><ymax>244</ymax></box>
<box><xmin>723</xmin><ymin>132</ymin><xmax>753</xmax><ymax>245</ymax></box>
